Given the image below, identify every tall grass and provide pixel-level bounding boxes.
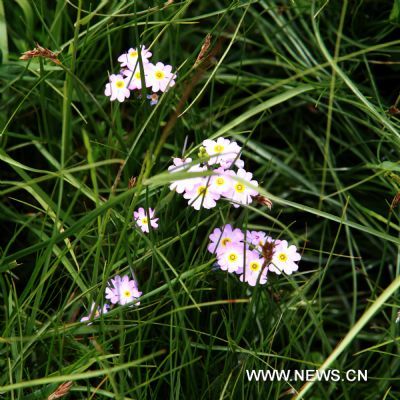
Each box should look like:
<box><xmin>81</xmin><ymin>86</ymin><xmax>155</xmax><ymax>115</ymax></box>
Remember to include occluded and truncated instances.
<box><xmin>1</xmin><ymin>0</ymin><xmax>400</xmax><ymax>399</ymax></box>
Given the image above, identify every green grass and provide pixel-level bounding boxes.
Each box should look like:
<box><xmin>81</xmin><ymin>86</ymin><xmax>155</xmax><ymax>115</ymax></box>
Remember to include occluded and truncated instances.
<box><xmin>2</xmin><ymin>0</ymin><xmax>400</xmax><ymax>399</ymax></box>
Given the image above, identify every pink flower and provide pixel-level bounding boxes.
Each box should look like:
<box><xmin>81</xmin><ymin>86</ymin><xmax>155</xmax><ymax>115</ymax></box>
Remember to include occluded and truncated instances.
<box><xmin>239</xmin><ymin>250</ymin><xmax>267</xmax><ymax>286</ymax></box>
<box><xmin>208</xmin><ymin>224</ymin><xmax>244</xmax><ymax>254</ymax></box>
<box><xmin>168</xmin><ymin>158</ymin><xmax>205</xmax><ymax>194</ymax></box>
<box><xmin>118</xmin><ymin>46</ymin><xmax>152</xmax><ymax>70</ymax></box>
<box><xmin>146</xmin><ymin>62</ymin><xmax>176</xmax><ymax>92</ymax></box>
<box><xmin>268</xmin><ymin>240</ymin><xmax>301</xmax><ymax>275</ymax></box>
<box><xmin>226</xmin><ymin>168</ymin><xmax>258</xmax><ymax>208</ymax></box>
<box><xmin>123</xmin><ymin>65</ymin><xmax>151</xmax><ymax>90</ymax></box>
<box><xmin>133</xmin><ymin>207</ymin><xmax>159</xmax><ymax>233</ymax></box>
<box><xmin>246</xmin><ymin>230</ymin><xmax>275</xmax><ymax>251</ymax></box>
<box><xmin>104</xmin><ymin>74</ymin><xmax>130</xmax><ymax>102</ymax></box>
<box><xmin>183</xmin><ymin>179</ymin><xmax>220</xmax><ymax>210</ymax></box>
<box><xmin>80</xmin><ymin>303</ymin><xmax>109</xmax><ymax>324</ymax></box>
<box><xmin>217</xmin><ymin>242</ymin><xmax>245</xmax><ymax>273</ymax></box>
<box><xmin>209</xmin><ymin>167</ymin><xmax>233</xmax><ymax>197</ymax></box>
<box><xmin>202</xmin><ymin>137</ymin><xmax>241</xmax><ymax>167</ymax></box>
<box><xmin>105</xmin><ymin>275</ymin><xmax>142</xmax><ymax>306</ymax></box>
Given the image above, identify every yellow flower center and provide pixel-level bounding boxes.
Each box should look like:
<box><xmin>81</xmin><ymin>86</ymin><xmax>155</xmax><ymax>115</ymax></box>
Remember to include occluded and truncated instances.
<box><xmin>229</xmin><ymin>253</ymin><xmax>238</xmax><ymax>262</ymax></box>
<box><xmin>151</xmin><ymin>94</ymin><xmax>158</xmax><ymax>101</ymax></box>
<box><xmin>123</xmin><ymin>290</ymin><xmax>131</xmax><ymax>298</ymax></box>
<box><xmin>278</xmin><ymin>253</ymin><xmax>288</xmax><ymax>262</ymax></box>
<box><xmin>155</xmin><ymin>70</ymin><xmax>165</xmax><ymax>80</ymax></box>
<box><xmin>216</xmin><ymin>177</ymin><xmax>225</xmax><ymax>186</ymax></box>
<box><xmin>129</xmin><ymin>50</ymin><xmax>138</xmax><ymax>58</ymax></box>
<box><xmin>141</xmin><ymin>217</ymin><xmax>148</xmax><ymax>225</ymax></box>
<box><xmin>214</xmin><ymin>144</ymin><xmax>224</xmax><ymax>153</ymax></box>
<box><xmin>221</xmin><ymin>238</ymin><xmax>231</xmax><ymax>246</ymax></box>
<box><xmin>250</xmin><ymin>262</ymin><xmax>260</xmax><ymax>271</ymax></box>
<box><xmin>197</xmin><ymin>185</ymin><xmax>207</xmax><ymax>195</ymax></box>
<box><xmin>134</xmin><ymin>71</ymin><xmax>141</xmax><ymax>79</ymax></box>
<box><xmin>115</xmin><ymin>80</ymin><xmax>125</xmax><ymax>89</ymax></box>
<box><xmin>235</xmin><ymin>183</ymin><xmax>245</xmax><ymax>193</ymax></box>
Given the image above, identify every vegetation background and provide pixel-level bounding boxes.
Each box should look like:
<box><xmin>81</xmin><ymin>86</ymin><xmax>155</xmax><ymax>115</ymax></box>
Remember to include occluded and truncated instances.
<box><xmin>1</xmin><ymin>0</ymin><xmax>400</xmax><ymax>398</ymax></box>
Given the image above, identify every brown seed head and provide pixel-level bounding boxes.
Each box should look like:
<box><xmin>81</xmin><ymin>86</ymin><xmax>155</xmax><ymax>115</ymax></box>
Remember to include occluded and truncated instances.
<box><xmin>47</xmin><ymin>381</ymin><xmax>73</xmax><ymax>400</ymax></box>
<box><xmin>20</xmin><ymin>43</ymin><xmax>61</xmax><ymax>65</ymax></box>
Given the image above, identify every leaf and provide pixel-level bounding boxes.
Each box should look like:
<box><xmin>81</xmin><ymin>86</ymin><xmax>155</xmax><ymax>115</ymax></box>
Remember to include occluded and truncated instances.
<box><xmin>390</xmin><ymin>0</ymin><xmax>400</xmax><ymax>21</ymax></box>
<box><xmin>0</xmin><ymin>0</ymin><xmax>8</xmax><ymax>63</ymax></box>
<box><xmin>210</xmin><ymin>85</ymin><xmax>314</xmax><ymax>140</ymax></box>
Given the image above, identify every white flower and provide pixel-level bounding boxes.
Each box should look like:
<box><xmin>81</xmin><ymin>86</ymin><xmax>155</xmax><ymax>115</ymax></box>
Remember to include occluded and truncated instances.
<box><xmin>216</xmin><ymin>243</ymin><xmax>245</xmax><ymax>273</ymax></box>
<box><xmin>226</xmin><ymin>168</ymin><xmax>258</xmax><ymax>208</ymax></box>
<box><xmin>233</xmin><ymin>158</ymin><xmax>245</xmax><ymax>169</ymax></box>
<box><xmin>123</xmin><ymin>65</ymin><xmax>151</xmax><ymax>90</ymax></box>
<box><xmin>202</xmin><ymin>137</ymin><xmax>241</xmax><ymax>167</ymax></box>
<box><xmin>105</xmin><ymin>275</ymin><xmax>142</xmax><ymax>306</ymax></box>
<box><xmin>104</xmin><ymin>74</ymin><xmax>130</xmax><ymax>102</ymax></box>
<box><xmin>118</xmin><ymin>46</ymin><xmax>152</xmax><ymax>70</ymax></box>
<box><xmin>183</xmin><ymin>179</ymin><xmax>220</xmax><ymax>210</ymax></box>
<box><xmin>208</xmin><ymin>224</ymin><xmax>244</xmax><ymax>254</ymax></box>
<box><xmin>269</xmin><ymin>240</ymin><xmax>301</xmax><ymax>275</ymax></box>
<box><xmin>146</xmin><ymin>62</ymin><xmax>176</xmax><ymax>92</ymax></box>
<box><xmin>209</xmin><ymin>167</ymin><xmax>233</xmax><ymax>197</ymax></box>
<box><xmin>168</xmin><ymin>158</ymin><xmax>205</xmax><ymax>194</ymax></box>
<box><xmin>239</xmin><ymin>250</ymin><xmax>267</xmax><ymax>286</ymax></box>
<box><xmin>133</xmin><ymin>207</ymin><xmax>159</xmax><ymax>233</ymax></box>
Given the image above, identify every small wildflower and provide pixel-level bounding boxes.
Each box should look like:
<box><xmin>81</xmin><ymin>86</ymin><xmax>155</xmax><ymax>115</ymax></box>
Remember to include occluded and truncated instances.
<box><xmin>209</xmin><ymin>167</ymin><xmax>233</xmax><ymax>197</ymax></box>
<box><xmin>80</xmin><ymin>302</ymin><xmax>109</xmax><ymax>324</ymax></box>
<box><xmin>168</xmin><ymin>158</ymin><xmax>205</xmax><ymax>194</ymax></box>
<box><xmin>133</xmin><ymin>207</ymin><xmax>159</xmax><ymax>233</ymax></box>
<box><xmin>247</xmin><ymin>230</ymin><xmax>272</xmax><ymax>251</ymax></box>
<box><xmin>183</xmin><ymin>179</ymin><xmax>220</xmax><ymax>210</ymax></box>
<box><xmin>202</xmin><ymin>137</ymin><xmax>241</xmax><ymax>167</ymax></box>
<box><xmin>268</xmin><ymin>240</ymin><xmax>301</xmax><ymax>275</ymax></box>
<box><xmin>219</xmin><ymin>157</ymin><xmax>245</xmax><ymax>171</ymax></box>
<box><xmin>208</xmin><ymin>226</ymin><xmax>300</xmax><ymax>286</ymax></box>
<box><xmin>105</xmin><ymin>275</ymin><xmax>142</xmax><ymax>306</ymax></box>
<box><xmin>227</xmin><ymin>168</ymin><xmax>258</xmax><ymax>208</ymax></box>
<box><xmin>118</xmin><ymin>46</ymin><xmax>152</xmax><ymax>70</ymax></box>
<box><xmin>123</xmin><ymin>65</ymin><xmax>151</xmax><ymax>90</ymax></box>
<box><xmin>104</xmin><ymin>74</ymin><xmax>130</xmax><ymax>102</ymax></box>
<box><xmin>217</xmin><ymin>243</ymin><xmax>244</xmax><ymax>273</ymax></box>
<box><xmin>147</xmin><ymin>93</ymin><xmax>159</xmax><ymax>106</ymax></box>
<box><xmin>147</xmin><ymin>62</ymin><xmax>177</xmax><ymax>92</ymax></box>
<box><xmin>240</xmin><ymin>250</ymin><xmax>268</xmax><ymax>286</ymax></box>
<box><xmin>208</xmin><ymin>224</ymin><xmax>244</xmax><ymax>254</ymax></box>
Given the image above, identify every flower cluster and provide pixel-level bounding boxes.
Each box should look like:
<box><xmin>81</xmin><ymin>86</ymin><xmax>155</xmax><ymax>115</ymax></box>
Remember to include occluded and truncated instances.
<box><xmin>105</xmin><ymin>45</ymin><xmax>176</xmax><ymax>104</ymax></box>
<box><xmin>80</xmin><ymin>274</ymin><xmax>141</xmax><ymax>324</ymax></box>
<box><xmin>208</xmin><ymin>224</ymin><xmax>301</xmax><ymax>286</ymax></box>
<box><xmin>168</xmin><ymin>137</ymin><xmax>259</xmax><ymax>210</ymax></box>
